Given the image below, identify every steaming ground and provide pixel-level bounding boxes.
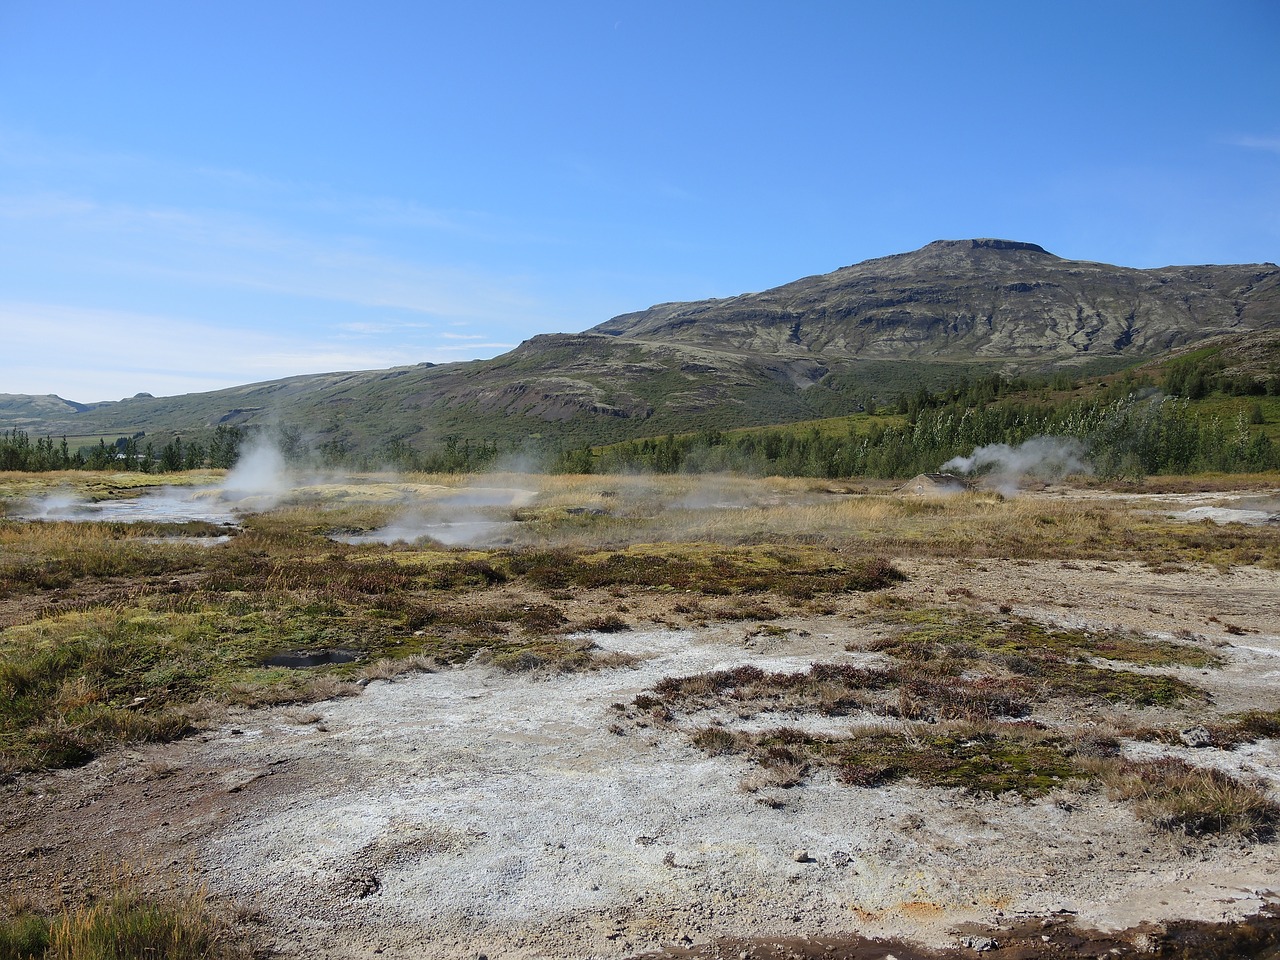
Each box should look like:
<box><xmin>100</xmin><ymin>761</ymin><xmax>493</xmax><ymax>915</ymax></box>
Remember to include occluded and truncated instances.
<box><xmin>3</xmin><ymin>467</ymin><xmax>1280</xmax><ymax>957</ymax></box>
<box><xmin>941</xmin><ymin>435</ymin><xmax>1093</xmax><ymax>496</ymax></box>
<box><xmin>11</xmin><ymin>450</ymin><xmax>540</xmax><ymax>539</ymax></box>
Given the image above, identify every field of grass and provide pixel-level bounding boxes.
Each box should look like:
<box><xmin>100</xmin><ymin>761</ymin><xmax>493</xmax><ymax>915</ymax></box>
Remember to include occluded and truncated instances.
<box><xmin>629</xmin><ymin>611</ymin><xmax>1277</xmax><ymax>837</ymax></box>
<box><xmin>2</xmin><ymin>467</ymin><xmax>1279</xmax><ymax>955</ymax></box>
<box><xmin>0</xmin><ymin>472</ymin><xmax>931</xmax><ymax>774</ymax></box>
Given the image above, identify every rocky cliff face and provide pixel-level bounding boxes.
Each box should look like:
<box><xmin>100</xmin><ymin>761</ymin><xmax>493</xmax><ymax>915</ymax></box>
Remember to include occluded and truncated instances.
<box><xmin>592</xmin><ymin>239</ymin><xmax>1280</xmax><ymax>368</ymax></box>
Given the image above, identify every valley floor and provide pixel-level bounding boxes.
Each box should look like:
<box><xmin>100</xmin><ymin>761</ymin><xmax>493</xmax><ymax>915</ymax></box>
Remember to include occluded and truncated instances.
<box><xmin>3</xmin><ymin>525</ymin><xmax>1279</xmax><ymax>958</ymax></box>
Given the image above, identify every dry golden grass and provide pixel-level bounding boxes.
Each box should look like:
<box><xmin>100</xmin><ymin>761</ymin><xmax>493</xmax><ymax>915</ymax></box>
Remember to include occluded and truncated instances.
<box><xmin>1093</xmin><ymin>756</ymin><xmax>1280</xmax><ymax>839</ymax></box>
<box><xmin>0</xmin><ymin>872</ymin><xmax>250</xmax><ymax>960</ymax></box>
<box><xmin>486</xmin><ymin>477</ymin><xmax>1278</xmax><ymax>569</ymax></box>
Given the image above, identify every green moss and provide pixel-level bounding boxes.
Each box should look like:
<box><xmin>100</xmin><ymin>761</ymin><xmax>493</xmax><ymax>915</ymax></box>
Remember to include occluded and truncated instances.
<box><xmin>679</xmin><ymin>724</ymin><xmax>1081</xmax><ymax>799</ymax></box>
<box><xmin>1048</xmin><ymin>663</ymin><xmax>1204</xmax><ymax>707</ymax></box>
<box><xmin>876</xmin><ymin>608</ymin><xmax>1220</xmax><ymax>669</ymax></box>
<box><xmin>827</xmin><ymin>729</ymin><xmax>1078</xmax><ymax>797</ymax></box>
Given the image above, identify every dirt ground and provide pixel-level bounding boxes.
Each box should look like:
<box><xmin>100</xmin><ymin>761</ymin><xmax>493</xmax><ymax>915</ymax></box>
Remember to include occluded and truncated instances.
<box><xmin>2</xmin><ymin>492</ymin><xmax>1279</xmax><ymax>959</ymax></box>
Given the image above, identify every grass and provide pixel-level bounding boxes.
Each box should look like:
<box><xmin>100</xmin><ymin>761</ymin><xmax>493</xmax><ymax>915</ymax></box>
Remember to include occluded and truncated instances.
<box><xmin>489</xmin><ymin>637</ymin><xmax>639</xmax><ymax>673</ymax></box>
<box><xmin>649</xmin><ymin>663</ymin><xmax>1276</xmax><ymax>835</ymax></box>
<box><xmin>1</xmin><ymin>470</ymin><xmax>1276</xmax><ymax>810</ymax></box>
<box><xmin>679</xmin><ymin>721</ymin><xmax>1080</xmax><ymax>799</ymax></box>
<box><xmin>1047</xmin><ymin>662</ymin><xmax>1203</xmax><ymax>707</ymax></box>
<box><xmin>503</xmin><ymin>543</ymin><xmax>903</xmax><ymax>597</ymax></box>
<box><xmin>0</xmin><ymin>482</ymin><xmax>910</xmax><ymax>773</ymax></box>
<box><xmin>0</xmin><ymin>883</ymin><xmax>245</xmax><ymax>960</ymax></box>
<box><xmin>829</xmin><ymin>726</ymin><xmax>1078</xmax><ymax>797</ymax></box>
<box><xmin>653</xmin><ymin>662</ymin><xmax>897</xmax><ymax>716</ymax></box>
<box><xmin>873</xmin><ymin>608</ymin><xmax>1220</xmax><ymax>669</ymax></box>
<box><xmin>869</xmin><ymin>609</ymin><xmax>1213</xmax><ymax>708</ymax></box>
<box><xmin>1098</xmin><ymin>757</ymin><xmax>1279</xmax><ymax>839</ymax></box>
<box><xmin>630</xmin><ymin>598</ymin><xmax>1260</xmax><ymax>835</ymax></box>
<box><xmin>514</xmin><ymin>478</ymin><xmax>1280</xmax><ymax>570</ymax></box>
<box><xmin>813</xmin><ymin>722</ymin><xmax>1274</xmax><ymax>836</ymax></box>
<box><xmin>1135</xmin><ymin>708</ymin><xmax>1280</xmax><ymax>751</ymax></box>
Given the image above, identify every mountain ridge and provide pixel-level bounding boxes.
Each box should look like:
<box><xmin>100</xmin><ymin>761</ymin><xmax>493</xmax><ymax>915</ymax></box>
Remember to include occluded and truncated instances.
<box><xmin>591</xmin><ymin>238</ymin><xmax>1280</xmax><ymax>365</ymax></box>
<box><xmin>4</xmin><ymin>239</ymin><xmax>1279</xmax><ymax>455</ymax></box>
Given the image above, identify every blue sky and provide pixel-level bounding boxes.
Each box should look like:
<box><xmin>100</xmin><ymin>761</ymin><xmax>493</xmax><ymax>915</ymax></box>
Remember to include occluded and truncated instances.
<box><xmin>1</xmin><ymin>1</ymin><xmax>1278</xmax><ymax>401</ymax></box>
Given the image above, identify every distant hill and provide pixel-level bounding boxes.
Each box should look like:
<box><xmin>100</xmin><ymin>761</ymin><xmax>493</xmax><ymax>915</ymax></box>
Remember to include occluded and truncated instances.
<box><xmin>3</xmin><ymin>239</ymin><xmax>1277</xmax><ymax>457</ymax></box>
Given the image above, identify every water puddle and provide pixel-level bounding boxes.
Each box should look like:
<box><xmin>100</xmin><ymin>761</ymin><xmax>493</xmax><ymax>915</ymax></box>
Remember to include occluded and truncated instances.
<box><xmin>1172</xmin><ymin>506</ymin><xmax>1278</xmax><ymax>526</ymax></box>
<box><xmin>332</xmin><ymin>520</ymin><xmax>516</xmax><ymax>546</ymax></box>
<box><xmin>263</xmin><ymin>649</ymin><xmax>362</xmax><ymax>668</ymax></box>
<box><xmin>14</xmin><ymin>487</ymin><xmax>242</xmax><ymax>524</ymax></box>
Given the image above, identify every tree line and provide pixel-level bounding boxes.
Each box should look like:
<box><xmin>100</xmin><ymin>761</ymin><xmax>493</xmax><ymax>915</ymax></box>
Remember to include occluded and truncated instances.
<box><xmin>571</xmin><ymin>384</ymin><xmax>1277</xmax><ymax>479</ymax></box>
<box><xmin>4</xmin><ymin>371</ymin><xmax>1276</xmax><ymax>479</ymax></box>
<box><xmin>0</xmin><ymin>425</ymin><xmax>244</xmax><ymax>473</ymax></box>
<box><xmin>1163</xmin><ymin>349</ymin><xmax>1280</xmax><ymax>400</ymax></box>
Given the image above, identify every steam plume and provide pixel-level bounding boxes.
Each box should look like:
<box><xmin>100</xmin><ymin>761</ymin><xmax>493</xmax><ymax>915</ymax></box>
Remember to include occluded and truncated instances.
<box><xmin>941</xmin><ymin>436</ymin><xmax>1092</xmax><ymax>494</ymax></box>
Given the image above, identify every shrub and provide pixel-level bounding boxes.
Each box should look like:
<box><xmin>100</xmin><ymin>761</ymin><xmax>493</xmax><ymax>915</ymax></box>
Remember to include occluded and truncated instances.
<box><xmin>1102</xmin><ymin>757</ymin><xmax>1279</xmax><ymax>839</ymax></box>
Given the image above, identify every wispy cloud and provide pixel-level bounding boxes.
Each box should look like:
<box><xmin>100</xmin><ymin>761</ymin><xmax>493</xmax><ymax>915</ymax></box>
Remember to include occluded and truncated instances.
<box><xmin>1227</xmin><ymin>135</ymin><xmax>1280</xmax><ymax>155</ymax></box>
<box><xmin>0</xmin><ymin>301</ymin><xmax>504</xmax><ymax>401</ymax></box>
<box><xmin>0</xmin><ymin>189</ymin><xmax>540</xmax><ymax>322</ymax></box>
<box><xmin>334</xmin><ymin>320</ymin><xmax>435</xmax><ymax>336</ymax></box>
<box><xmin>433</xmin><ymin>341</ymin><xmax>517</xmax><ymax>353</ymax></box>
<box><xmin>0</xmin><ymin>129</ymin><xmax>601</xmax><ymax>400</ymax></box>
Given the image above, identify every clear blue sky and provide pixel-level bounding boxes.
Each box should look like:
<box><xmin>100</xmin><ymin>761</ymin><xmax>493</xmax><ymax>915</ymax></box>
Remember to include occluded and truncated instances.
<box><xmin>1</xmin><ymin>1</ymin><xmax>1277</xmax><ymax>401</ymax></box>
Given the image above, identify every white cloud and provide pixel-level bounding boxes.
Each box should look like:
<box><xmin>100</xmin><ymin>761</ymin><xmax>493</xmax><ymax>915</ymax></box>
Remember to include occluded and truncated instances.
<box><xmin>1227</xmin><ymin>135</ymin><xmax>1280</xmax><ymax>155</ymax></box>
<box><xmin>0</xmin><ymin>301</ymin><xmax>505</xmax><ymax>401</ymax></box>
<box><xmin>0</xmin><ymin>191</ymin><xmax>540</xmax><ymax>322</ymax></box>
<box><xmin>0</xmin><ymin>131</ymin><xmax>591</xmax><ymax>401</ymax></box>
<box><xmin>433</xmin><ymin>341</ymin><xmax>517</xmax><ymax>352</ymax></box>
<box><xmin>334</xmin><ymin>320</ymin><xmax>436</xmax><ymax>335</ymax></box>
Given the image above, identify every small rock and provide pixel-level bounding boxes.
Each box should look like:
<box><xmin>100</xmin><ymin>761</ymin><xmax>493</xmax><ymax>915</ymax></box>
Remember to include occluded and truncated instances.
<box><xmin>962</xmin><ymin>936</ymin><xmax>999</xmax><ymax>952</ymax></box>
<box><xmin>791</xmin><ymin>849</ymin><xmax>810</xmax><ymax>863</ymax></box>
<box><xmin>1131</xmin><ymin>932</ymin><xmax>1161</xmax><ymax>953</ymax></box>
<box><xmin>1179</xmin><ymin>726</ymin><xmax>1214</xmax><ymax>748</ymax></box>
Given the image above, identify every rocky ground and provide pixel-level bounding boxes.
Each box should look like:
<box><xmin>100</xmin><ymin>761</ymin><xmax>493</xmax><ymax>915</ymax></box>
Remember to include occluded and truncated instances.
<box><xmin>3</xmin><ymin>538</ymin><xmax>1279</xmax><ymax>959</ymax></box>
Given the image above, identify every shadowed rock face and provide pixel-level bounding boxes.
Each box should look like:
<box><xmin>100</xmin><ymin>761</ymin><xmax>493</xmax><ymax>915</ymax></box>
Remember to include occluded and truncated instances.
<box><xmin>591</xmin><ymin>238</ymin><xmax>1280</xmax><ymax>365</ymax></box>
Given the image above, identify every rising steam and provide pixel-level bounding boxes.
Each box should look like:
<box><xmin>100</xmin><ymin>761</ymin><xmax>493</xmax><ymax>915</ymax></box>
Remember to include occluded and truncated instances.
<box><xmin>219</xmin><ymin>437</ymin><xmax>292</xmax><ymax>506</ymax></box>
<box><xmin>941</xmin><ymin>436</ymin><xmax>1092</xmax><ymax>494</ymax></box>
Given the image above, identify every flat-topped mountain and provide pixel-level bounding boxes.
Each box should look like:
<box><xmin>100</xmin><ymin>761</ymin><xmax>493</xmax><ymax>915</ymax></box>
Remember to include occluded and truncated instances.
<box><xmin>4</xmin><ymin>240</ymin><xmax>1278</xmax><ymax>455</ymax></box>
<box><xmin>593</xmin><ymin>239</ymin><xmax>1280</xmax><ymax>364</ymax></box>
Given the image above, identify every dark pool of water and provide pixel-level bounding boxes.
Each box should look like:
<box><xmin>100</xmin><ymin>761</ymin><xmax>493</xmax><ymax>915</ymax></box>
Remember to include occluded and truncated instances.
<box><xmin>263</xmin><ymin>649</ymin><xmax>362</xmax><ymax>668</ymax></box>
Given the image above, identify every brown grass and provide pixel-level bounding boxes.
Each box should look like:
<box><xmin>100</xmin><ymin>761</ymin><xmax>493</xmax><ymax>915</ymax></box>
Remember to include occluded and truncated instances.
<box><xmin>1098</xmin><ymin>756</ymin><xmax>1280</xmax><ymax>839</ymax></box>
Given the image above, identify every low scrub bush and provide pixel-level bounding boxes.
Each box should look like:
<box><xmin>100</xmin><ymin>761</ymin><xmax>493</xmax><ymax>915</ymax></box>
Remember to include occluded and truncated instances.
<box><xmin>1101</xmin><ymin>757</ymin><xmax>1280</xmax><ymax>839</ymax></box>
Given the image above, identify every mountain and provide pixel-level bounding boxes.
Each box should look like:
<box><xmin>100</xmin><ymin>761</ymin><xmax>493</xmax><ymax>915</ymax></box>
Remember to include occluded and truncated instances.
<box><xmin>4</xmin><ymin>239</ymin><xmax>1278</xmax><ymax>456</ymax></box>
<box><xmin>593</xmin><ymin>239</ymin><xmax>1280</xmax><ymax>362</ymax></box>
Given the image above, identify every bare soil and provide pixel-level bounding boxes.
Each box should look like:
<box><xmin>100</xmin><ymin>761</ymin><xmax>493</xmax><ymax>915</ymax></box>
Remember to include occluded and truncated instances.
<box><xmin>3</xmin><ymin>501</ymin><xmax>1280</xmax><ymax>958</ymax></box>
